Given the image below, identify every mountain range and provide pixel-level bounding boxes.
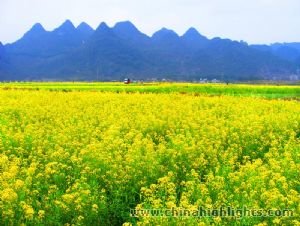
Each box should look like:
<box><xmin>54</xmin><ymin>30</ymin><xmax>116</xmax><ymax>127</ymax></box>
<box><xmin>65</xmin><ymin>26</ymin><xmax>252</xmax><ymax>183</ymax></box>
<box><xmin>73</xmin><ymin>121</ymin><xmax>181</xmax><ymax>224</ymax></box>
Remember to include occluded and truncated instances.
<box><xmin>0</xmin><ymin>20</ymin><xmax>299</xmax><ymax>81</ymax></box>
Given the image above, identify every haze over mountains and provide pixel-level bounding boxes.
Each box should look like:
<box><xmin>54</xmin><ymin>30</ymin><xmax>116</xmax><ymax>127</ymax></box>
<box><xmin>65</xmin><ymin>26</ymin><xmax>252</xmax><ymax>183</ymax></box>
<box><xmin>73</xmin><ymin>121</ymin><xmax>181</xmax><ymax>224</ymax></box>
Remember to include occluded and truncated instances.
<box><xmin>0</xmin><ymin>20</ymin><xmax>299</xmax><ymax>81</ymax></box>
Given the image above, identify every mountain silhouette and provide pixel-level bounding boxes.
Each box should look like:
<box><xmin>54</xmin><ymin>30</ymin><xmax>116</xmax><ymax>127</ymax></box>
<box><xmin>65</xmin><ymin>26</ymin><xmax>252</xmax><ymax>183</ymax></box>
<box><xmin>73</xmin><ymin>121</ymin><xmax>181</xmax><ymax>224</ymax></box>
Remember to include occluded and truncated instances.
<box><xmin>181</xmin><ymin>27</ymin><xmax>209</xmax><ymax>50</ymax></box>
<box><xmin>77</xmin><ymin>22</ymin><xmax>94</xmax><ymax>41</ymax></box>
<box><xmin>0</xmin><ymin>20</ymin><xmax>299</xmax><ymax>81</ymax></box>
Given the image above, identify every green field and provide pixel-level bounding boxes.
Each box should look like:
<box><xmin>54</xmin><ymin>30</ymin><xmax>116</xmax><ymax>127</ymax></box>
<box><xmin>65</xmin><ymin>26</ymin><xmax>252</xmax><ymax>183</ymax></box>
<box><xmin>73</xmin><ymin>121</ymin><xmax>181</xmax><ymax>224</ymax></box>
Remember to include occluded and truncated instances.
<box><xmin>1</xmin><ymin>82</ymin><xmax>299</xmax><ymax>99</ymax></box>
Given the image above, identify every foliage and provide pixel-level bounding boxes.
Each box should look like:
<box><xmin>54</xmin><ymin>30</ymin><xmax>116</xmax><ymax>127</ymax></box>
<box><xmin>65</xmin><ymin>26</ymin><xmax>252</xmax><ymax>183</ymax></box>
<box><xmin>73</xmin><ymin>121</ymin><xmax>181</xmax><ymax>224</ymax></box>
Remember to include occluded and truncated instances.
<box><xmin>0</xmin><ymin>86</ymin><xmax>299</xmax><ymax>225</ymax></box>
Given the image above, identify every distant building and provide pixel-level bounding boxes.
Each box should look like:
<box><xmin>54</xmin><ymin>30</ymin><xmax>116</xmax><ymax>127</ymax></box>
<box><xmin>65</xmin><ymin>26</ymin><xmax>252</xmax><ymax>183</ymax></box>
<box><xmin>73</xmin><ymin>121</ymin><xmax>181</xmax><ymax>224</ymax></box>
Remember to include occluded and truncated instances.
<box><xmin>211</xmin><ymin>79</ymin><xmax>220</xmax><ymax>83</ymax></box>
<box><xmin>124</xmin><ymin>78</ymin><xmax>131</xmax><ymax>84</ymax></box>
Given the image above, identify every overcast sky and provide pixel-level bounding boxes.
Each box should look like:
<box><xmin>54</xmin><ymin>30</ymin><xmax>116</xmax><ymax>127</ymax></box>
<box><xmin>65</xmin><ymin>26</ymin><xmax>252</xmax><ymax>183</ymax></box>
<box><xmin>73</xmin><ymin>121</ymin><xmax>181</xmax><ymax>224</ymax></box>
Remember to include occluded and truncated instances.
<box><xmin>0</xmin><ymin>0</ymin><xmax>299</xmax><ymax>44</ymax></box>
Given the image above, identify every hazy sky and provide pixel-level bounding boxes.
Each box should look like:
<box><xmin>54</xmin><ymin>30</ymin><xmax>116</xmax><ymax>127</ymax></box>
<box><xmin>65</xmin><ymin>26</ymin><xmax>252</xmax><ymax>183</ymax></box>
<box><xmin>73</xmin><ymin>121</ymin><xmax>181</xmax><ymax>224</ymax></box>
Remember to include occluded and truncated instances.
<box><xmin>1</xmin><ymin>0</ymin><xmax>299</xmax><ymax>44</ymax></box>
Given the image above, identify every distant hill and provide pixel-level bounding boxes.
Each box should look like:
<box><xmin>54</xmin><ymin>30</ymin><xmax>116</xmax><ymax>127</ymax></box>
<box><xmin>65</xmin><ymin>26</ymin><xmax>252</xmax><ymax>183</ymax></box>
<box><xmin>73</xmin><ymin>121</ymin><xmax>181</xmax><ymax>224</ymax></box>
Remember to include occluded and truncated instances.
<box><xmin>0</xmin><ymin>20</ymin><xmax>299</xmax><ymax>81</ymax></box>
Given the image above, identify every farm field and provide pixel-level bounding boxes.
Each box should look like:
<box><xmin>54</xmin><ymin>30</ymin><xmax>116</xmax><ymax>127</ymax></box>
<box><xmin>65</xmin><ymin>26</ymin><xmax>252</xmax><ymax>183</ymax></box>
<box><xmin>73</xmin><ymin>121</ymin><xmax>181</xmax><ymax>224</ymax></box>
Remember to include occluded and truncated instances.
<box><xmin>0</xmin><ymin>83</ymin><xmax>299</xmax><ymax>225</ymax></box>
<box><xmin>1</xmin><ymin>82</ymin><xmax>300</xmax><ymax>99</ymax></box>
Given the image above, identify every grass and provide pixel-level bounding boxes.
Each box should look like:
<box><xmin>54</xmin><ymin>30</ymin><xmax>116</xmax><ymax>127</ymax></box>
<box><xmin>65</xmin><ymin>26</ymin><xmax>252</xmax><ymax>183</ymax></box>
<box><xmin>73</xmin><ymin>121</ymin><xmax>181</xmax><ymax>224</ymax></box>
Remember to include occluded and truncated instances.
<box><xmin>0</xmin><ymin>82</ymin><xmax>299</xmax><ymax>99</ymax></box>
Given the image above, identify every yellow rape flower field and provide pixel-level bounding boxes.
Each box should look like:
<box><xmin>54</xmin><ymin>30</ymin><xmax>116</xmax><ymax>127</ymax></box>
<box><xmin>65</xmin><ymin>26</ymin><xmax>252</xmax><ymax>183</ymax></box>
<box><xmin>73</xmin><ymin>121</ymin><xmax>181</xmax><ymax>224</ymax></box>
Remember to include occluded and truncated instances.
<box><xmin>0</xmin><ymin>87</ymin><xmax>299</xmax><ymax>225</ymax></box>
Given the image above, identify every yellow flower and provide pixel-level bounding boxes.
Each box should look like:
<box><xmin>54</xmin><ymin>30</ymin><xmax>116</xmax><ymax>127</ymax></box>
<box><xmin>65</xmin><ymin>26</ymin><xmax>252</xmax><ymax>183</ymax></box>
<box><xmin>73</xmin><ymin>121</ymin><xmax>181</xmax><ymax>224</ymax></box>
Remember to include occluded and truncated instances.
<box><xmin>1</xmin><ymin>188</ymin><xmax>18</xmax><ymax>203</ymax></box>
<box><xmin>14</xmin><ymin>179</ymin><xmax>24</xmax><ymax>190</ymax></box>
<box><xmin>23</xmin><ymin>204</ymin><xmax>34</xmax><ymax>220</ymax></box>
<box><xmin>62</xmin><ymin>194</ymin><xmax>75</xmax><ymax>204</ymax></box>
<box><xmin>0</xmin><ymin>85</ymin><xmax>299</xmax><ymax>225</ymax></box>
<box><xmin>122</xmin><ymin>223</ymin><xmax>132</xmax><ymax>226</ymax></box>
<box><xmin>92</xmin><ymin>204</ymin><xmax>98</xmax><ymax>212</ymax></box>
<box><xmin>77</xmin><ymin>215</ymin><xmax>84</xmax><ymax>221</ymax></box>
<box><xmin>38</xmin><ymin>210</ymin><xmax>45</xmax><ymax>219</ymax></box>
